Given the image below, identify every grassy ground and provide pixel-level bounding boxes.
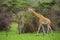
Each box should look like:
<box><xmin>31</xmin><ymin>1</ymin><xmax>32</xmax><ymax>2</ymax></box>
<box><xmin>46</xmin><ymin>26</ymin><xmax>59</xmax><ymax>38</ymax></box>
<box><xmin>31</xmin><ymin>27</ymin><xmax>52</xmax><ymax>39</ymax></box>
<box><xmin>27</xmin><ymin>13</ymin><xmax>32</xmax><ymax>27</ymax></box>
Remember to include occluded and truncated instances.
<box><xmin>0</xmin><ymin>23</ymin><xmax>60</xmax><ymax>40</ymax></box>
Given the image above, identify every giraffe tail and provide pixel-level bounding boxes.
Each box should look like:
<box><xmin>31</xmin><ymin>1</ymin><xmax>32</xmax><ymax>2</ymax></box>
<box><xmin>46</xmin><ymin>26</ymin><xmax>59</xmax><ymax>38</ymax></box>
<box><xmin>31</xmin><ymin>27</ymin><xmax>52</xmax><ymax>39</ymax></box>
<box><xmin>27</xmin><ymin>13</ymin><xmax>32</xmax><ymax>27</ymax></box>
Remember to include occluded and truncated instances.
<box><xmin>50</xmin><ymin>22</ymin><xmax>56</xmax><ymax>31</ymax></box>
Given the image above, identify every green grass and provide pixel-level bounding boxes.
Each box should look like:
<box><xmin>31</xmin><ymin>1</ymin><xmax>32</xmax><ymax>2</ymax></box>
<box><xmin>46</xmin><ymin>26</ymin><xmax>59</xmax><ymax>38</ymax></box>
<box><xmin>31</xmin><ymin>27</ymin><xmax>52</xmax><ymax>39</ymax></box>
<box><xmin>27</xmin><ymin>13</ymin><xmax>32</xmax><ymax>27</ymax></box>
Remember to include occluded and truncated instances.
<box><xmin>0</xmin><ymin>23</ymin><xmax>60</xmax><ymax>40</ymax></box>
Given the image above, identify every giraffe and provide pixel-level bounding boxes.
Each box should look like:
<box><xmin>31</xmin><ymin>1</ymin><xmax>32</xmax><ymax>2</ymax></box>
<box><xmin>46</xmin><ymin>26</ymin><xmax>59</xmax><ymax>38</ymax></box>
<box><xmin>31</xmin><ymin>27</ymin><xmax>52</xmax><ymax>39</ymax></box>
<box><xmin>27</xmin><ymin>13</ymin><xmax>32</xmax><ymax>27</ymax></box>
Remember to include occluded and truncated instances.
<box><xmin>28</xmin><ymin>8</ymin><xmax>53</xmax><ymax>35</ymax></box>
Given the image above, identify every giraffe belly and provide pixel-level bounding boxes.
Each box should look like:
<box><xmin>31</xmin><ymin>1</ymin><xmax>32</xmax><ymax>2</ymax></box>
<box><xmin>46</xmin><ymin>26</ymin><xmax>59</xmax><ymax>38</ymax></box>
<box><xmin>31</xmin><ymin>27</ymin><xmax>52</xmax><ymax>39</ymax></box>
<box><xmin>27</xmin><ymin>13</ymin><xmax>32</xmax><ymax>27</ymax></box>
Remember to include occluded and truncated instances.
<box><xmin>42</xmin><ymin>22</ymin><xmax>48</xmax><ymax>24</ymax></box>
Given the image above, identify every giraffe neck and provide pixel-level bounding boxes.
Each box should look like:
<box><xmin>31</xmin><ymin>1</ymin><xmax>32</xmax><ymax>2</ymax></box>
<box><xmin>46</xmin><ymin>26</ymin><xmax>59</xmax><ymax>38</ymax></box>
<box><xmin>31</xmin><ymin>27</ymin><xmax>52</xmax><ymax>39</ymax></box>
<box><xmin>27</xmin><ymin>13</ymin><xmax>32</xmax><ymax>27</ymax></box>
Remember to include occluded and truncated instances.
<box><xmin>31</xmin><ymin>10</ymin><xmax>43</xmax><ymax>19</ymax></box>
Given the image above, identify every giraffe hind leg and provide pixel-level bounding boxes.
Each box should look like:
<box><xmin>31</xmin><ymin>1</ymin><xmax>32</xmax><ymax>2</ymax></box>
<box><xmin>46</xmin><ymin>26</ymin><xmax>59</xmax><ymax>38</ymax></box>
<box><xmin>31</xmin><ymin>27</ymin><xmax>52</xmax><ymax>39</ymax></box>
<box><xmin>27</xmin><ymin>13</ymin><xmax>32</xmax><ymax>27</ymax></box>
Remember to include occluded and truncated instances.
<box><xmin>47</xmin><ymin>24</ymin><xmax>53</xmax><ymax>34</ymax></box>
<box><xmin>49</xmin><ymin>27</ymin><xmax>53</xmax><ymax>33</ymax></box>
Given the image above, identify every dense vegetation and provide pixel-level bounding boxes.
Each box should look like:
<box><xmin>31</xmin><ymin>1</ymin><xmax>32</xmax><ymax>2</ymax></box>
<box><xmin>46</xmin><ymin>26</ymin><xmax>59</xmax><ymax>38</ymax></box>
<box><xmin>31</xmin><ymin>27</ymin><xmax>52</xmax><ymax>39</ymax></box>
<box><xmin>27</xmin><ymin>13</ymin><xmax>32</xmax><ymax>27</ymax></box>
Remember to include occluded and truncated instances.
<box><xmin>0</xmin><ymin>0</ymin><xmax>60</xmax><ymax>40</ymax></box>
<box><xmin>0</xmin><ymin>0</ymin><xmax>60</xmax><ymax>33</ymax></box>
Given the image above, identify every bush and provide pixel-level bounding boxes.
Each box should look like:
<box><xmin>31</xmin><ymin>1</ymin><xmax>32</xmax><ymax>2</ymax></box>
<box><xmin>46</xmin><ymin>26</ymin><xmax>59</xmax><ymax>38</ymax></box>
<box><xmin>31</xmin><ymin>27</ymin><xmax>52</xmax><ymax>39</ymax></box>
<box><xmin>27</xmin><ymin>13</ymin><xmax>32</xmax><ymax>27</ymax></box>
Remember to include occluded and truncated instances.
<box><xmin>0</xmin><ymin>5</ymin><xmax>12</xmax><ymax>31</ymax></box>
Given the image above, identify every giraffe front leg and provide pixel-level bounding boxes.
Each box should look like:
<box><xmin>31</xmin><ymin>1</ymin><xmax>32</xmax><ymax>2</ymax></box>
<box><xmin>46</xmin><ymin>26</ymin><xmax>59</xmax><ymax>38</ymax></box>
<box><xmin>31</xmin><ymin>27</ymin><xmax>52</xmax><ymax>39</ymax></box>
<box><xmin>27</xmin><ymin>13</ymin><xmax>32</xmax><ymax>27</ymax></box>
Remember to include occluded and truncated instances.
<box><xmin>47</xmin><ymin>25</ymin><xmax>50</xmax><ymax>34</ymax></box>
<box><xmin>36</xmin><ymin>23</ymin><xmax>42</xmax><ymax>35</ymax></box>
<box><xmin>42</xmin><ymin>25</ymin><xmax>46</xmax><ymax>35</ymax></box>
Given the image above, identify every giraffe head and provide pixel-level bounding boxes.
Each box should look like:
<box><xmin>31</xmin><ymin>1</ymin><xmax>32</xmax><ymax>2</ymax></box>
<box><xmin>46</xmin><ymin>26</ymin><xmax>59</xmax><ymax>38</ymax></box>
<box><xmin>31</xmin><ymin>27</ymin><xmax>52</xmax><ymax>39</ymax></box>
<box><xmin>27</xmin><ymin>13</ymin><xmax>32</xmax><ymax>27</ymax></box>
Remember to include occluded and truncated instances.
<box><xmin>28</xmin><ymin>8</ymin><xmax>34</xmax><ymax>12</ymax></box>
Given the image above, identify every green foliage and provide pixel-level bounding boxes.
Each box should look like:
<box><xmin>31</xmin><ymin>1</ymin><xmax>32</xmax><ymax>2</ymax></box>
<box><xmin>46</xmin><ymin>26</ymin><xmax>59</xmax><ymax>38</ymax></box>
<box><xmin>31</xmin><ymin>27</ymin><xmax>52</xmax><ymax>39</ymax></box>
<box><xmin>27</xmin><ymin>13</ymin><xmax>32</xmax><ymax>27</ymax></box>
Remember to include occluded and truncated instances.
<box><xmin>33</xmin><ymin>0</ymin><xmax>56</xmax><ymax>17</ymax></box>
<box><xmin>0</xmin><ymin>0</ymin><xmax>59</xmax><ymax>31</ymax></box>
<box><xmin>3</xmin><ymin>0</ymin><xmax>30</xmax><ymax>10</ymax></box>
<box><xmin>0</xmin><ymin>0</ymin><xmax>3</xmax><ymax>5</ymax></box>
<box><xmin>52</xmin><ymin>4</ymin><xmax>60</xmax><ymax>11</ymax></box>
